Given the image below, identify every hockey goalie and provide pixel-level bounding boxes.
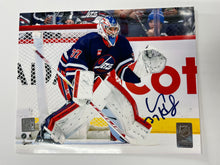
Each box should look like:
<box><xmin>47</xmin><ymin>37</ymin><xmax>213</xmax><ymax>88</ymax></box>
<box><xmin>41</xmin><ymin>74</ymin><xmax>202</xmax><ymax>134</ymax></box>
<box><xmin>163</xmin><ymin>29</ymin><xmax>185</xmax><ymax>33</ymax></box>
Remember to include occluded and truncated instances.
<box><xmin>35</xmin><ymin>16</ymin><xmax>167</xmax><ymax>144</ymax></box>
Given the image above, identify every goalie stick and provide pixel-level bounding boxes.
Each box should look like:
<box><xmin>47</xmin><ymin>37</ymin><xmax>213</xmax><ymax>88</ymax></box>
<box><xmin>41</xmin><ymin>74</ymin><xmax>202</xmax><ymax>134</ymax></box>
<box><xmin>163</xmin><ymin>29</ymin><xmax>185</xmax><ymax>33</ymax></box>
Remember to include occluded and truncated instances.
<box><xmin>34</xmin><ymin>48</ymin><xmax>129</xmax><ymax>143</ymax></box>
<box><xmin>134</xmin><ymin>9</ymin><xmax>161</xmax><ymax>36</ymax></box>
<box><xmin>133</xmin><ymin>10</ymin><xmax>148</xmax><ymax>33</ymax></box>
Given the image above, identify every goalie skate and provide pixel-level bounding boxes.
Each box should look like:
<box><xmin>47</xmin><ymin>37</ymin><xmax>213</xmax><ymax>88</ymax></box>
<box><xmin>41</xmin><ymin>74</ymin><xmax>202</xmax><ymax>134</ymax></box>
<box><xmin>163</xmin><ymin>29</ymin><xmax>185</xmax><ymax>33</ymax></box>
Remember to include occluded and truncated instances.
<box><xmin>35</xmin><ymin>126</ymin><xmax>60</xmax><ymax>144</ymax></box>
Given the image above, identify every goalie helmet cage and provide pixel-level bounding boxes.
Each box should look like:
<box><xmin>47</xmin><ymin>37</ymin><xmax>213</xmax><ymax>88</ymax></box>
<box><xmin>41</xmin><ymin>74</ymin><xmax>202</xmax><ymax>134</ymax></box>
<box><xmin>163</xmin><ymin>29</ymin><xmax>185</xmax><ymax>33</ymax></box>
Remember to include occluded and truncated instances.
<box><xmin>17</xmin><ymin>24</ymin><xmax>110</xmax><ymax>139</ymax></box>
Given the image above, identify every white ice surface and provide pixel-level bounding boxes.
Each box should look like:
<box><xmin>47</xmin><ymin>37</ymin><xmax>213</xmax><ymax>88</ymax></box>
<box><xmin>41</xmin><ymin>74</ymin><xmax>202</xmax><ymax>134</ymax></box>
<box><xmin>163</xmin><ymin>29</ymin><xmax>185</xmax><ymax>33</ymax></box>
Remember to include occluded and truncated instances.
<box><xmin>16</xmin><ymin>133</ymin><xmax>201</xmax><ymax>154</ymax></box>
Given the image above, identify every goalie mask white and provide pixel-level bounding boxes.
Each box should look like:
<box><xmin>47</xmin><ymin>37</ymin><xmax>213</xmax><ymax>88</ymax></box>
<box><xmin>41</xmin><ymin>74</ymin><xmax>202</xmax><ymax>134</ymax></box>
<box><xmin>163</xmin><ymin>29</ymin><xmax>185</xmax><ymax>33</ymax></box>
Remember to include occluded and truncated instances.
<box><xmin>97</xmin><ymin>16</ymin><xmax>120</xmax><ymax>46</ymax></box>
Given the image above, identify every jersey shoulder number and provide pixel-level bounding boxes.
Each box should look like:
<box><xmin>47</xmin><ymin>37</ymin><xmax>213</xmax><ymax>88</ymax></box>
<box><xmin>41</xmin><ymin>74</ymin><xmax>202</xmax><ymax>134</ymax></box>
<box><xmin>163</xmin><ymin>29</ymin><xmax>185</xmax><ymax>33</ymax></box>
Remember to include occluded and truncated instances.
<box><xmin>70</xmin><ymin>49</ymin><xmax>82</xmax><ymax>59</ymax></box>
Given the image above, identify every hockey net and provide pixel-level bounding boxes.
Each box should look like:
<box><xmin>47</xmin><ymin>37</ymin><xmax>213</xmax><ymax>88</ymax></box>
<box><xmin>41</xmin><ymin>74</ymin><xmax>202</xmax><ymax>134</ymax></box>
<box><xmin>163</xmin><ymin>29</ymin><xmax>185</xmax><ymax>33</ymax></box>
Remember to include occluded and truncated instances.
<box><xmin>17</xmin><ymin>24</ymin><xmax>110</xmax><ymax>140</ymax></box>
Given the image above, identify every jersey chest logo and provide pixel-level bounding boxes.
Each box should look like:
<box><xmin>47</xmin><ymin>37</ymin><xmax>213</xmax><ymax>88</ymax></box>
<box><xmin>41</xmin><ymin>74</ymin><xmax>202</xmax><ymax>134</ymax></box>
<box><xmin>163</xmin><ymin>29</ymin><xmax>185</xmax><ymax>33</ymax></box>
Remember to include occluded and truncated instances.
<box><xmin>93</xmin><ymin>55</ymin><xmax>115</xmax><ymax>74</ymax></box>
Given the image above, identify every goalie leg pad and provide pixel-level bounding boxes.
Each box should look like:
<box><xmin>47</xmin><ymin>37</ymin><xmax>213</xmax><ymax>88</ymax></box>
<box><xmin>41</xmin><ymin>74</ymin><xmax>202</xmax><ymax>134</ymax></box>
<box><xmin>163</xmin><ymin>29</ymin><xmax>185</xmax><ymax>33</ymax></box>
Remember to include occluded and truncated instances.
<box><xmin>102</xmin><ymin>108</ymin><xmax>126</xmax><ymax>143</ymax></box>
<box><xmin>104</xmin><ymin>77</ymin><xmax>152</xmax><ymax>144</ymax></box>
<box><xmin>91</xmin><ymin>76</ymin><xmax>111</xmax><ymax>110</ymax></box>
<box><xmin>54</xmin><ymin>104</ymin><xmax>95</xmax><ymax>139</ymax></box>
<box><xmin>126</xmin><ymin>121</ymin><xmax>152</xmax><ymax>141</ymax></box>
<box><xmin>44</xmin><ymin>102</ymin><xmax>95</xmax><ymax>143</ymax></box>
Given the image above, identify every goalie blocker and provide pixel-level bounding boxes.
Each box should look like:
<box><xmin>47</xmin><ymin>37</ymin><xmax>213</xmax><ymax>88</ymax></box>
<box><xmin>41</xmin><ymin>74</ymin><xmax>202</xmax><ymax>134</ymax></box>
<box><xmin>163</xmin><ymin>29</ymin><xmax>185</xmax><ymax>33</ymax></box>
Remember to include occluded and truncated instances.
<box><xmin>37</xmin><ymin>70</ymin><xmax>152</xmax><ymax>144</ymax></box>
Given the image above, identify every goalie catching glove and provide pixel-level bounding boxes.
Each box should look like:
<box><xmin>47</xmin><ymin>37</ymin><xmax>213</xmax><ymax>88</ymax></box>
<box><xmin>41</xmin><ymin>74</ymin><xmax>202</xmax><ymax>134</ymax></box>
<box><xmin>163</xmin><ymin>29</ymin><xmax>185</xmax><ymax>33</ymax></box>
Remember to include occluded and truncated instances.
<box><xmin>133</xmin><ymin>45</ymin><xmax>167</xmax><ymax>78</ymax></box>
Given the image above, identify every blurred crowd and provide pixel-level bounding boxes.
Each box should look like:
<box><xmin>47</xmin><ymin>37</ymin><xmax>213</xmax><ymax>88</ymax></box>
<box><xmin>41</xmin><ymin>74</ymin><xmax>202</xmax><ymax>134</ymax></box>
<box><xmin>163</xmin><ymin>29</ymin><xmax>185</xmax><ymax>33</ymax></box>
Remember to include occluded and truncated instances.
<box><xmin>19</xmin><ymin>7</ymin><xmax>195</xmax><ymax>37</ymax></box>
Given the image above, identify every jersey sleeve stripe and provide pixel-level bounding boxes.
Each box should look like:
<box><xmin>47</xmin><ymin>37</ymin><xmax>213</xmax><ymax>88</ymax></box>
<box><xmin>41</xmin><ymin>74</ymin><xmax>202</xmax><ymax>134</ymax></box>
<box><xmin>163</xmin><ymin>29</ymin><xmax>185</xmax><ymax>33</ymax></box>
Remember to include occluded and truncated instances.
<box><xmin>66</xmin><ymin>68</ymin><xmax>78</xmax><ymax>72</ymax></box>
<box><xmin>59</xmin><ymin>52</ymin><xmax>69</xmax><ymax>67</ymax></box>
<box><xmin>66</xmin><ymin>72</ymin><xmax>76</xmax><ymax>77</ymax></box>
<box><xmin>117</xmin><ymin>63</ymin><xmax>129</xmax><ymax>78</ymax></box>
<box><xmin>120</xmin><ymin>66</ymin><xmax>129</xmax><ymax>81</ymax></box>
<box><xmin>115</xmin><ymin>58</ymin><xmax>134</xmax><ymax>73</ymax></box>
<box><xmin>63</xmin><ymin>51</ymin><xmax>69</xmax><ymax>60</ymax></box>
<box><xmin>59</xmin><ymin>60</ymin><xmax>67</xmax><ymax>68</ymax></box>
<box><xmin>115</xmin><ymin>58</ymin><xmax>134</xmax><ymax>77</ymax></box>
<box><xmin>66</xmin><ymin>63</ymin><xmax>88</xmax><ymax>70</ymax></box>
<box><xmin>61</xmin><ymin>55</ymin><xmax>67</xmax><ymax>63</ymax></box>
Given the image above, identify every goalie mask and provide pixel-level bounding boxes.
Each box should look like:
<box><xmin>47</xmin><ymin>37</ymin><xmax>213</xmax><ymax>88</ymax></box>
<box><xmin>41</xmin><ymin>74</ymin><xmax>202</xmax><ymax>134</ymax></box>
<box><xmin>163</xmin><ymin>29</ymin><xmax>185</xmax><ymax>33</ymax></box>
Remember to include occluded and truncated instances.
<box><xmin>97</xmin><ymin>16</ymin><xmax>120</xmax><ymax>46</ymax></box>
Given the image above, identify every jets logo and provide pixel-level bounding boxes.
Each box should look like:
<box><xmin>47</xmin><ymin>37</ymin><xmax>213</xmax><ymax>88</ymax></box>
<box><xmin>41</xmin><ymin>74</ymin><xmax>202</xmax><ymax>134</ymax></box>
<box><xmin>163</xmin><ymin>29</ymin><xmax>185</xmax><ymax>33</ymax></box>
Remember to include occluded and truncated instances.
<box><xmin>93</xmin><ymin>55</ymin><xmax>115</xmax><ymax>74</ymax></box>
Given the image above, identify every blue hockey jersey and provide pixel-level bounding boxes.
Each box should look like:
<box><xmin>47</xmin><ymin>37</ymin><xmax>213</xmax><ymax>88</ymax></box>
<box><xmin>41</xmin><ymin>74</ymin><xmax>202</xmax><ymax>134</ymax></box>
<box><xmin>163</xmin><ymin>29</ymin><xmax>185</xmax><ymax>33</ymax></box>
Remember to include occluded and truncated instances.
<box><xmin>58</xmin><ymin>32</ymin><xmax>140</xmax><ymax>84</ymax></box>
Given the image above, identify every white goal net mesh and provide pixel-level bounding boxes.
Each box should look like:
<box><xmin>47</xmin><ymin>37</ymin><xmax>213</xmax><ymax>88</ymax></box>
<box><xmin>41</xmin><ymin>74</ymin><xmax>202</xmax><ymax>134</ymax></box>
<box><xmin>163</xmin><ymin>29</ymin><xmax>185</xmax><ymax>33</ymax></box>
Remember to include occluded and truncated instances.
<box><xmin>17</xmin><ymin>25</ymin><xmax>109</xmax><ymax>139</ymax></box>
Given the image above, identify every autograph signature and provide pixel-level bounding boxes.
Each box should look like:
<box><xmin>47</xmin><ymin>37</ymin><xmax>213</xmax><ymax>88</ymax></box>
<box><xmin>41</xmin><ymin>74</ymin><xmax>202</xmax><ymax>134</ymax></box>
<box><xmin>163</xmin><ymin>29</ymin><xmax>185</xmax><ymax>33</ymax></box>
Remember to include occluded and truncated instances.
<box><xmin>144</xmin><ymin>94</ymin><xmax>179</xmax><ymax>124</ymax></box>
